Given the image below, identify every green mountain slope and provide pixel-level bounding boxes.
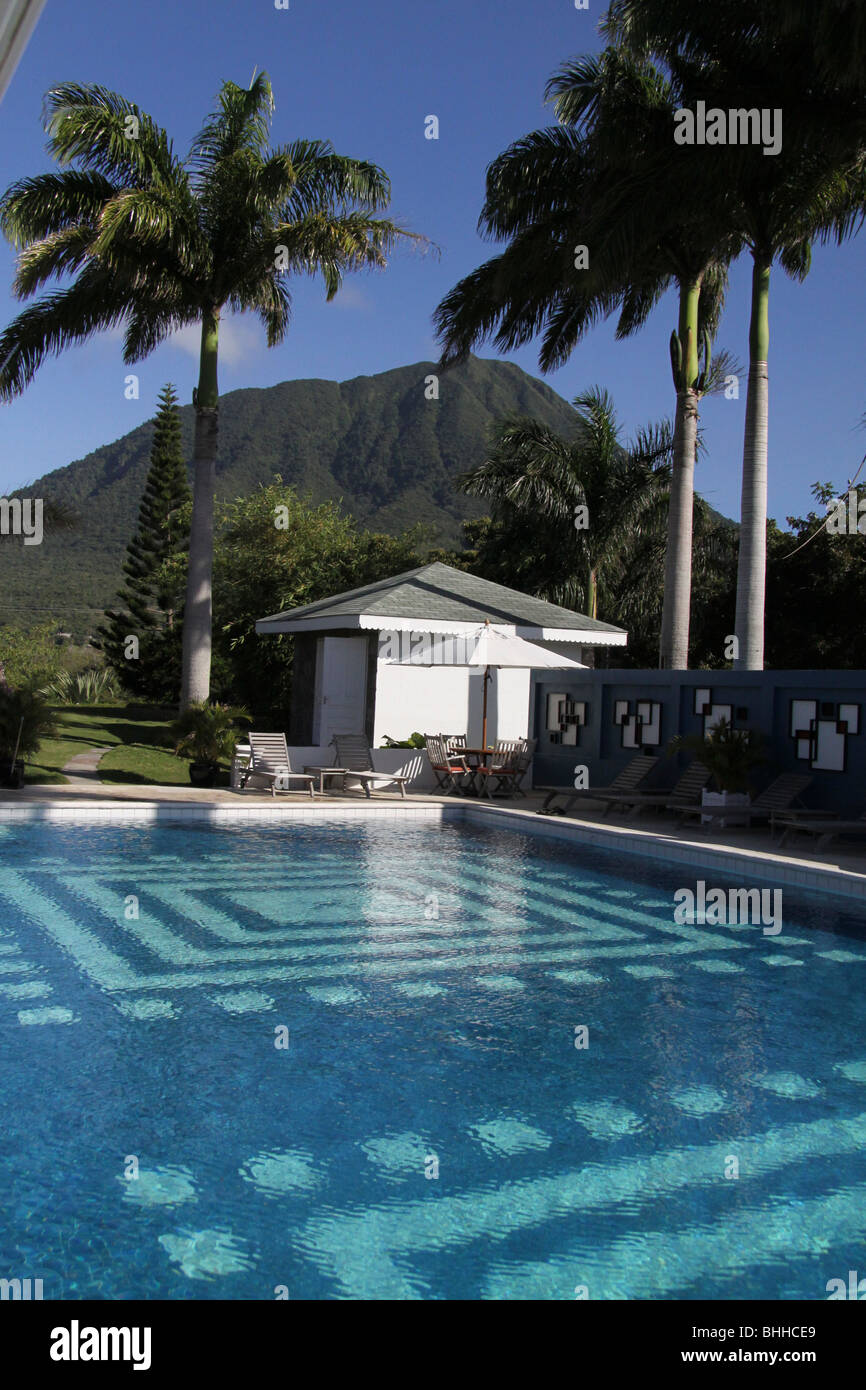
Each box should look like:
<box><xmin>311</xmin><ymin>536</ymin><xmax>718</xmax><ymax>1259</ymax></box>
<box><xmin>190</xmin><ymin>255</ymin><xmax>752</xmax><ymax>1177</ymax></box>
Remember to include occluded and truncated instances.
<box><xmin>1</xmin><ymin>355</ymin><xmax>581</xmax><ymax>635</ymax></box>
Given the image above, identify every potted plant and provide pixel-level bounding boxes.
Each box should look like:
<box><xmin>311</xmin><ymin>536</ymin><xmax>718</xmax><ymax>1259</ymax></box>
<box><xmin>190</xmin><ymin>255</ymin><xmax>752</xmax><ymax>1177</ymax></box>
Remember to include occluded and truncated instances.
<box><xmin>171</xmin><ymin>701</ymin><xmax>251</xmax><ymax>787</ymax></box>
<box><xmin>668</xmin><ymin>718</ymin><xmax>765</xmax><ymax>827</ymax></box>
<box><xmin>380</xmin><ymin>732</ymin><xmax>426</xmax><ymax>749</ymax></box>
<box><xmin>0</xmin><ymin>686</ymin><xmax>58</xmax><ymax>788</ymax></box>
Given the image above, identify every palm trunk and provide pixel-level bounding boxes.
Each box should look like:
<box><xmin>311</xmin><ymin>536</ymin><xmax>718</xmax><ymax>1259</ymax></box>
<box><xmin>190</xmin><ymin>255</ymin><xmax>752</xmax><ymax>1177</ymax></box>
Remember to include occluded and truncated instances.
<box><xmin>733</xmin><ymin>255</ymin><xmax>771</xmax><ymax>672</ymax></box>
<box><xmin>659</xmin><ymin>275</ymin><xmax>701</xmax><ymax>669</ymax></box>
<box><xmin>180</xmin><ymin>310</ymin><xmax>220</xmax><ymax>708</ymax></box>
<box><xmin>587</xmin><ymin>565</ymin><xmax>598</xmax><ymax>620</ymax></box>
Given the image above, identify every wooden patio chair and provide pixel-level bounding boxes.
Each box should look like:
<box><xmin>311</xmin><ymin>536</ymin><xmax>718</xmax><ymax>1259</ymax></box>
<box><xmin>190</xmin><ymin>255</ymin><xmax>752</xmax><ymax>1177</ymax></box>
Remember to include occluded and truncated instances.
<box><xmin>475</xmin><ymin>737</ymin><xmax>536</xmax><ymax>798</ymax></box>
<box><xmin>332</xmin><ymin>734</ymin><xmax>410</xmax><ymax>798</ymax></box>
<box><xmin>425</xmin><ymin>734</ymin><xmax>471</xmax><ymax>796</ymax></box>
<box><xmin>591</xmin><ymin>759</ymin><xmax>711</xmax><ymax>819</ymax></box>
<box><xmin>774</xmin><ymin>808</ymin><xmax>866</xmax><ymax>851</ymax></box>
<box><xmin>473</xmin><ymin>738</ymin><xmax>522</xmax><ymax>799</ymax></box>
<box><xmin>537</xmin><ymin>753</ymin><xmax>659</xmax><ymax>816</ymax></box>
<box><xmin>681</xmin><ymin>767</ymin><xmax>817</xmax><ymax>828</ymax></box>
<box><xmin>677</xmin><ymin>772</ymin><xmax>814</xmax><ymax>829</ymax></box>
<box><xmin>745</xmin><ymin>773</ymin><xmax>815</xmax><ymax>826</ymax></box>
<box><xmin>239</xmin><ymin>732</ymin><xmax>316</xmax><ymax>798</ymax></box>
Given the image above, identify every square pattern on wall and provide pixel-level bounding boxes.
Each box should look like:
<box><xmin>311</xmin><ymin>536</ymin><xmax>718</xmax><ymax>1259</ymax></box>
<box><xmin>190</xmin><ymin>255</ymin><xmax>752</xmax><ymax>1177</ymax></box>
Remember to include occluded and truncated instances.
<box><xmin>614</xmin><ymin>699</ymin><xmax>662</xmax><ymax>749</ymax></box>
<box><xmin>546</xmin><ymin>693</ymin><xmax>588</xmax><ymax>746</ymax></box>
<box><xmin>693</xmin><ymin>686</ymin><xmax>737</xmax><ymax>738</ymax></box>
<box><xmin>789</xmin><ymin>699</ymin><xmax>860</xmax><ymax>773</ymax></box>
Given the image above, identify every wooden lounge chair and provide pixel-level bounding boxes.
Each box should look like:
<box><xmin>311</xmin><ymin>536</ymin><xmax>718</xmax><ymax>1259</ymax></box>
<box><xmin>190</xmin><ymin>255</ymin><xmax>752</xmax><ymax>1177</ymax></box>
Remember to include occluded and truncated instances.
<box><xmin>592</xmin><ymin>759</ymin><xmax>711</xmax><ymax>819</ymax></box>
<box><xmin>474</xmin><ymin>737</ymin><xmax>536</xmax><ymax>798</ymax></box>
<box><xmin>474</xmin><ymin>738</ymin><xmax>521</xmax><ymax>799</ymax></box>
<box><xmin>677</xmin><ymin>772</ymin><xmax>813</xmax><ymax>829</ymax></box>
<box><xmin>774</xmin><ymin>809</ymin><xmax>866</xmax><ymax>851</ymax></box>
<box><xmin>537</xmin><ymin>753</ymin><xmax>659</xmax><ymax>816</ymax></box>
<box><xmin>332</xmin><ymin>734</ymin><xmax>410</xmax><ymax>798</ymax></box>
<box><xmin>239</xmin><ymin>732</ymin><xmax>316</xmax><ymax>798</ymax></box>
<box><xmin>745</xmin><ymin>774</ymin><xmax>814</xmax><ymax>825</ymax></box>
<box><xmin>425</xmin><ymin>734</ymin><xmax>471</xmax><ymax>796</ymax></box>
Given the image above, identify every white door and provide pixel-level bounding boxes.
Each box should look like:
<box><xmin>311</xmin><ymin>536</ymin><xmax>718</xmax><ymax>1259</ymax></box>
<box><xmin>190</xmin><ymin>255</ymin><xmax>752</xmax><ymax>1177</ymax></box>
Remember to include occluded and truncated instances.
<box><xmin>315</xmin><ymin>637</ymin><xmax>369</xmax><ymax>747</ymax></box>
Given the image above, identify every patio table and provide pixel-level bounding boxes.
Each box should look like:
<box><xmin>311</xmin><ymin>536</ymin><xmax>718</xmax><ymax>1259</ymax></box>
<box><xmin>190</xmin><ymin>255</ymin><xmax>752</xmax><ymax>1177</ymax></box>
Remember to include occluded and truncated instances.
<box><xmin>231</xmin><ymin>744</ymin><xmax>252</xmax><ymax>790</ymax></box>
<box><xmin>303</xmin><ymin>765</ymin><xmax>351</xmax><ymax>794</ymax></box>
<box><xmin>460</xmin><ymin>747</ymin><xmax>499</xmax><ymax>796</ymax></box>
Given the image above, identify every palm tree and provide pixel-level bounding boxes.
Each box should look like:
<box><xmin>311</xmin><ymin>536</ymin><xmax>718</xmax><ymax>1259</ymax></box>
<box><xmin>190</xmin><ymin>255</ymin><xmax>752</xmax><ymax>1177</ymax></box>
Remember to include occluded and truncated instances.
<box><xmin>606</xmin><ymin>2</ymin><xmax>866</xmax><ymax>669</ymax></box>
<box><xmin>0</xmin><ymin>74</ymin><xmax>416</xmax><ymax>704</ymax></box>
<box><xmin>460</xmin><ymin>386</ymin><xmax>672</xmax><ymax>620</ymax></box>
<box><xmin>434</xmin><ymin>47</ymin><xmax>734</xmax><ymax>669</ymax></box>
<box><xmin>724</xmin><ymin>119</ymin><xmax>866</xmax><ymax>669</ymax></box>
<box><xmin>546</xmin><ymin>54</ymin><xmax>740</xmax><ymax>669</ymax></box>
<box><xmin>772</xmin><ymin>0</ymin><xmax>866</xmax><ymax>91</ymax></box>
<box><xmin>608</xmin><ymin>0</ymin><xmax>866</xmax><ymax>96</ymax></box>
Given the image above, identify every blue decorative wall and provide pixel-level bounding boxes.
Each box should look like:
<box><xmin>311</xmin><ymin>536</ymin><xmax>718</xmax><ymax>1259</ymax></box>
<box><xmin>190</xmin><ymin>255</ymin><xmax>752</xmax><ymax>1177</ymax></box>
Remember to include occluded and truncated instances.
<box><xmin>531</xmin><ymin>670</ymin><xmax>866</xmax><ymax>812</ymax></box>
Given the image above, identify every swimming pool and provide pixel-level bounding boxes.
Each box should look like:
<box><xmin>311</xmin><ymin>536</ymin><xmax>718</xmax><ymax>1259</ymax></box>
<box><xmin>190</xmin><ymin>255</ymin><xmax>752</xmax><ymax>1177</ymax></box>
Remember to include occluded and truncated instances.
<box><xmin>1</xmin><ymin>817</ymin><xmax>865</xmax><ymax>1300</ymax></box>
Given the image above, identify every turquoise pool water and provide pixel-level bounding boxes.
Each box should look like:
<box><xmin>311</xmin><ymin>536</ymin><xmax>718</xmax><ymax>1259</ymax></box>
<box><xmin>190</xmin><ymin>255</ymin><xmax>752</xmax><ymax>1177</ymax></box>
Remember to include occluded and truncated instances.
<box><xmin>1</xmin><ymin>819</ymin><xmax>865</xmax><ymax>1300</ymax></box>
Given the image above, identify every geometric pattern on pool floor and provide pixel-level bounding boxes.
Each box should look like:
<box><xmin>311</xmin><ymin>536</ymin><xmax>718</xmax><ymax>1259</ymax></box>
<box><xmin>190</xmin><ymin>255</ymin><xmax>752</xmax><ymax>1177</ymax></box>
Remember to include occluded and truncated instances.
<box><xmin>0</xmin><ymin>844</ymin><xmax>829</xmax><ymax>1019</ymax></box>
<box><xmin>1</xmin><ymin>820</ymin><xmax>866</xmax><ymax>1299</ymax></box>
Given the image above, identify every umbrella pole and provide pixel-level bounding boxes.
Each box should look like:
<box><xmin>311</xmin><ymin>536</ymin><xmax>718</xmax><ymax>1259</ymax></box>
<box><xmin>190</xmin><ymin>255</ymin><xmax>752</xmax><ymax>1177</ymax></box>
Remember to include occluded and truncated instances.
<box><xmin>482</xmin><ymin>666</ymin><xmax>490</xmax><ymax>749</ymax></box>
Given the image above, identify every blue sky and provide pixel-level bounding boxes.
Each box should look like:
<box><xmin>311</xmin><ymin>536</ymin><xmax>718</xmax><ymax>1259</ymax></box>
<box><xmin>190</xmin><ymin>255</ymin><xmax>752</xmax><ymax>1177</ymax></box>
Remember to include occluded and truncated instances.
<box><xmin>1</xmin><ymin>0</ymin><xmax>864</xmax><ymax>525</ymax></box>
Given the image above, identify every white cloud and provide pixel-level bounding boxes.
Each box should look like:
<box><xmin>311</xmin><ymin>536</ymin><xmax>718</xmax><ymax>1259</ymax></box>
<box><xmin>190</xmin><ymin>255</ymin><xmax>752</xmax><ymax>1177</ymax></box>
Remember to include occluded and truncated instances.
<box><xmin>328</xmin><ymin>283</ymin><xmax>372</xmax><ymax>312</ymax></box>
<box><xmin>169</xmin><ymin>315</ymin><xmax>263</xmax><ymax>368</ymax></box>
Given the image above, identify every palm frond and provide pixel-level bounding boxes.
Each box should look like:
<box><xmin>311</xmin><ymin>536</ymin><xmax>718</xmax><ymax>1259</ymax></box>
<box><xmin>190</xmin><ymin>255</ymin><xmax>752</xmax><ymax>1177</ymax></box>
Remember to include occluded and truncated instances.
<box><xmin>91</xmin><ymin>185</ymin><xmax>206</xmax><ymax>277</ymax></box>
<box><xmin>279</xmin><ymin>141</ymin><xmax>392</xmax><ymax>213</ymax></box>
<box><xmin>43</xmin><ymin>82</ymin><xmax>180</xmax><ymax>187</ymax></box>
<box><xmin>269</xmin><ymin>213</ymin><xmax>410</xmax><ymax>299</ymax></box>
<box><xmin>122</xmin><ymin>303</ymin><xmax>200</xmax><ymax>361</ymax></box>
<box><xmin>189</xmin><ymin>72</ymin><xmax>275</xmax><ymax>172</ymax></box>
<box><xmin>0</xmin><ymin>264</ymin><xmax>141</xmax><ymax>399</ymax></box>
<box><xmin>227</xmin><ymin>273</ymin><xmax>292</xmax><ymax>347</ymax></box>
<box><xmin>0</xmin><ymin>169</ymin><xmax>120</xmax><ymax>245</ymax></box>
<box><xmin>12</xmin><ymin>225</ymin><xmax>94</xmax><ymax>297</ymax></box>
<box><xmin>699</xmin><ymin>346</ymin><xmax>744</xmax><ymax>398</ymax></box>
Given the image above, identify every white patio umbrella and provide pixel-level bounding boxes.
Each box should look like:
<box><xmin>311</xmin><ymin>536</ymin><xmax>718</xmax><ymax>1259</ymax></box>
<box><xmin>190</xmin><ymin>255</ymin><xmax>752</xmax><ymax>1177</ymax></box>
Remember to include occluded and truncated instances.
<box><xmin>381</xmin><ymin>619</ymin><xmax>586</xmax><ymax>749</ymax></box>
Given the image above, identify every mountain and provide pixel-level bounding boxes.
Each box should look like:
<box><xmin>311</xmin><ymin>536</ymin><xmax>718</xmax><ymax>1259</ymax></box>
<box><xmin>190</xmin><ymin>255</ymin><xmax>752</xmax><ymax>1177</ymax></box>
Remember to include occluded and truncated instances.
<box><xmin>1</xmin><ymin>356</ymin><xmax>581</xmax><ymax>636</ymax></box>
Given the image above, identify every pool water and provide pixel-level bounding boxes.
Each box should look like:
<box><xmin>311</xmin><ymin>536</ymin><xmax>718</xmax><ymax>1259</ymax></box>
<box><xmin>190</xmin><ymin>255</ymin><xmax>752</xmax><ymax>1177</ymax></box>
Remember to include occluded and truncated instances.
<box><xmin>1</xmin><ymin>819</ymin><xmax>865</xmax><ymax>1300</ymax></box>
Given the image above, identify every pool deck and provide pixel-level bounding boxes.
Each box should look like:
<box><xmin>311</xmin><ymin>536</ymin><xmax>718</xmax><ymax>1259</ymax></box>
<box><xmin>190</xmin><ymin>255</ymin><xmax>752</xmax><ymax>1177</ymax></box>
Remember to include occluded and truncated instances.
<box><xmin>2</xmin><ymin>780</ymin><xmax>865</xmax><ymax>900</ymax></box>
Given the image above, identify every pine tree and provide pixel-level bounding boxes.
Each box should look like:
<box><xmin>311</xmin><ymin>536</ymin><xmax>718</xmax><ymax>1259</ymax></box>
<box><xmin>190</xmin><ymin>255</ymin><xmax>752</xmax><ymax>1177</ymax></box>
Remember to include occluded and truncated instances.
<box><xmin>99</xmin><ymin>385</ymin><xmax>190</xmax><ymax>700</ymax></box>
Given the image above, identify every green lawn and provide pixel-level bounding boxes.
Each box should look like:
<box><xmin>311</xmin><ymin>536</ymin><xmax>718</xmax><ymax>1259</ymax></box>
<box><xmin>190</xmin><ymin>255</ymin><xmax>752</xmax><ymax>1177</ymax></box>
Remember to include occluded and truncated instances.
<box><xmin>26</xmin><ymin>703</ymin><xmax>209</xmax><ymax>786</ymax></box>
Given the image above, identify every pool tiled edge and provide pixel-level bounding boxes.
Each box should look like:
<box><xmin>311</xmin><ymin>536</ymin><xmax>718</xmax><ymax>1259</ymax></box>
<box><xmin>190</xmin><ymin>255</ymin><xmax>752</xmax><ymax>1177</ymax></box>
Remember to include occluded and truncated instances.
<box><xmin>1</xmin><ymin>796</ymin><xmax>864</xmax><ymax>902</ymax></box>
<box><xmin>462</xmin><ymin>802</ymin><xmax>866</xmax><ymax>903</ymax></box>
<box><xmin>0</xmin><ymin>800</ymin><xmax>444</xmax><ymax>826</ymax></box>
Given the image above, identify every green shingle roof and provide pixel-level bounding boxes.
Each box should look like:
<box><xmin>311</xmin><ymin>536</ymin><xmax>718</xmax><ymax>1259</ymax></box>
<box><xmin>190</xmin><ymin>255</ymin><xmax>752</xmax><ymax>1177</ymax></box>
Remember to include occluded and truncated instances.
<box><xmin>257</xmin><ymin>562</ymin><xmax>626</xmax><ymax>639</ymax></box>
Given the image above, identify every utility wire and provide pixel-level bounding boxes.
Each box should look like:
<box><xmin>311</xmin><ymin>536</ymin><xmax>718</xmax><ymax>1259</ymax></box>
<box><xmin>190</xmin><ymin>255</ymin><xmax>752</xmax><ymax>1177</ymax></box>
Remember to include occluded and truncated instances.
<box><xmin>782</xmin><ymin>453</ymin><xmax>866</xmax><ymax>559</ymax></box>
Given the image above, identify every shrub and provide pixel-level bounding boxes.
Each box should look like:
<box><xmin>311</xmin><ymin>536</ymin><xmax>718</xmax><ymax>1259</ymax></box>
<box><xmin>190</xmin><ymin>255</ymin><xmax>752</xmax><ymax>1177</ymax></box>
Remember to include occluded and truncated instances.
<box><xmin>668</xmin><ymin>718</ymin><xmax>765</xmax><ymax>793</ymax></box>
<box><xmin>381</xmin><ymin>732</ymin><xmax>426</xmax><ymax>748</ymax></box>
<box><xmin>44</xmin><ymin>667</ymin><xmax>120</xmax><ymax>705</ymax></box>
<box><xmin>0</xmin><ymin>687</ymin><xmax>58</xmax><ymax>762</ymax></box>
<box><xmin>171</xmin><ymin>701</ymin><xmax>251</xmax><ymax>765</ymax></box>
<box><xmin>0</xmin><ymin>621</ymin><xmax>65</xmax><ymax>690</ymax></box>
